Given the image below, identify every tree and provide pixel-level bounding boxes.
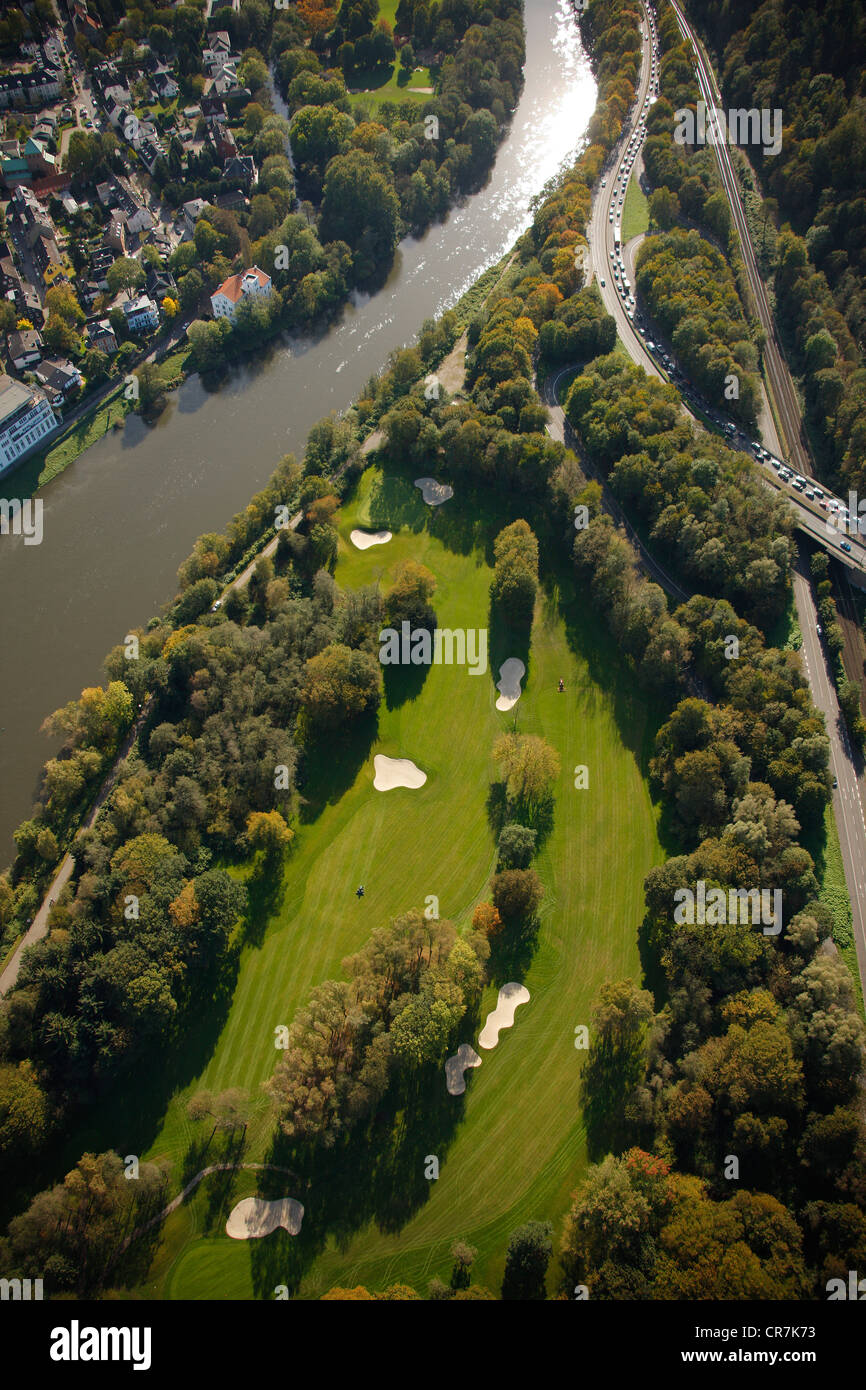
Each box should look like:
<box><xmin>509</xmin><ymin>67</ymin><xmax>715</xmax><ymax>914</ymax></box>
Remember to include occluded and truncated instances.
<box><xmin>400</xmin><ymin>40</ymin><xmax>415</xmax><ymax>70</ymax></box>
<box><xmin>493</xmin><ymin>733</ymin><xmax>560</xmax><ymax>816</ymax></box>
<box><xmin>245</xmin><ymin>809</ymin><xmax>294</xmax><ymax>861</ymax></box>
<box><xmin>502</xmin><ymin>1220</ymin><xmax>553</xmax><ymax>1300</ymax></box>
<box><xmin>450</xmin><ymin>1239</ymin><xmax>477</xmax><ymax>1290</ymax></box>
<box><xmin>300</xmin><ymin>643</ymin><xmax>381</xmax><ymax>730</ymax></box>
<box><xmin>490</xmin><ymin>519</ymin><xmax>539</xmax><ymax>625</ymax></box>
<box><xmin>491</xmin><ymin>867</ymin><xmax>544</xmax><ymax>926</ymax></box>
<box><xmin>497</xmin><ymin>822</ymin><xmax>537</xmax><ymax>869</ymax></box>
<box><xmin>472</xmin><ymin>901</ymin><xmax>502</xmax><ymax>938</ymax></box>
<box><xmin>385</xmin><ymin>559</ymin><xmax>437</xmax><ymax>628</ymax></box>
<box><xmin>106</xmin><ymin>257</ymin><xmax>145</xmax><ymax>300</ymax></box>
<box><xmin>320</xmin><ymin>150</ymin><xmax>400</xmax><ymax>278</ymax></box>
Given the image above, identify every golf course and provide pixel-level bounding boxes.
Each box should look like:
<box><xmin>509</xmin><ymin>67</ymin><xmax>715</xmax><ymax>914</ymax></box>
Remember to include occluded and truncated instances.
<box><xmin>128</xmin><ymin>457</ymin><xmax>664</xmax><ymax>1299</ymax></box>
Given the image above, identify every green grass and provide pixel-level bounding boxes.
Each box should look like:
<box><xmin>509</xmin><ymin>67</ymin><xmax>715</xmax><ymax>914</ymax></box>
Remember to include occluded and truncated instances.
<box><xmin>766</xmin><ymin>590</ymin><xmax>802</xmax><ymax>652</ymax></box>
<box><xmin>347</xmin><ymin>61</ymin><xmax>434</xmax><ymax>112</ymax></box>
<box><xmin>117</xmin><ymin>459</ymin><xmax>664</xmax><ymax>1300</ymax></box>
<box><xmin>621</xmin><ymin>176</ymin><xmax>649</xmax><ymax>245</ymax></box>
<box><xmin>816</xmin><ymin>803</ymin><xmax>863</xmax><ymax>1012</ymax></box>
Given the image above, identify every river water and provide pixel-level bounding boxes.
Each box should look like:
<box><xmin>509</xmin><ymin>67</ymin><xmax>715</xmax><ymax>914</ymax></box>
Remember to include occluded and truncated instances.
<box><xmin>0</xmin><ymin>0</ymin><xmax>595</xmax><ymax>860</ymax></box>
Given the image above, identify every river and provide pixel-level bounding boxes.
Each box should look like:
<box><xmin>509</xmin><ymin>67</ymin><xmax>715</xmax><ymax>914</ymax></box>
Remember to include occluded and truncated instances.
<box><xmin>0</xmin><ymin>0</ymin><xmax>596</xmax><ymax>861</ymax></box>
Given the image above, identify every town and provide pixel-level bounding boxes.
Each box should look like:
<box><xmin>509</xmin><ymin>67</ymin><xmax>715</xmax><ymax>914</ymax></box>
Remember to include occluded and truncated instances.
<box><xmin>0</xmin><ymin>0</ymin><xmax>286</xmax><ymax>476</ymax></box>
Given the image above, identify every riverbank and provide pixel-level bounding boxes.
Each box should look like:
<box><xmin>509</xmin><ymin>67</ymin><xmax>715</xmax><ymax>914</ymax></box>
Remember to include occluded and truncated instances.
<box><xmin>0</xmin><ymin>0</ymin><xmax>596</xmax><ymax>863</ymax></box>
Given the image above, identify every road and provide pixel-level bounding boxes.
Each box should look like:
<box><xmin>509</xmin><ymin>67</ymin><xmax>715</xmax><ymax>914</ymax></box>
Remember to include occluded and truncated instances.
<box><xmin>0</xmin><ymin>708</ymin><xmax>147</xmax><ymax>995</ymax></box>
<box><xmin>584</xmin><ymin>0</ymin><xmax>866</xmax><ymax>992</ymax></box>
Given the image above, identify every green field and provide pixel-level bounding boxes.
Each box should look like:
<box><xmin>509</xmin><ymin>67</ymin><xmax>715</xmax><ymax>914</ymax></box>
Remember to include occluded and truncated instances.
<box><xmin>347</xmin><ymin>62</ymin><xmax>434</xmax><ymax>112</ymax></box>
<box><xmin>622</xmin><ymin>174</ymin><xmax>649</xmax><ymax>245</ymax></box>
<box><xmin>123</xmin><ymin>460</ymin><xmax>663</xmax><ymax>1300</ymax></box>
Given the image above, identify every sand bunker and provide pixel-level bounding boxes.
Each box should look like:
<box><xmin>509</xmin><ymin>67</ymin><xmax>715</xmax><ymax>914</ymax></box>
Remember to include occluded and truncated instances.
<box><xmin>350</xmin><ymin>528</ymin><xmax>392</xmax><ymax>550</ymax></box>
<box><xmin>373</xmin><ymin>754</ymin><xmax>427</xmax><ymax>791</ymax></box>
<box><xmin>225</xmin><ymin>1196</ymin><xmax>304</xmax><ymax>1240</ymax></box>
<box><xmin>478</xmin><ymin>982</ymin><xmax>530</xmax><ymax>1050</ymax></box>
<box><xmin>414</xmin><ymin>477</ymin><xmax>454</xmax><ymax>506</ymax></box>
<box><xmin>445</xmin><ymin>1043</ymin><xmax>482</xmax><ymax>1096</ymax></box>
<box><xmin>495</xmin><ymin>657</ymin><xmax>525</xmax><ymax>711</ymax></box>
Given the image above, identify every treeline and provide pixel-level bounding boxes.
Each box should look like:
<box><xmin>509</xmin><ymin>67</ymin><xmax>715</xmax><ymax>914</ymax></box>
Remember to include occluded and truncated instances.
<box><xmin>681</xmin><ymin>0</ymin><xmax>866</xmax><ymax>493</ymax></box>
<box><xmin>634</xmin><ymin>229</ymin><xmax>761</xmax><ymax>426</ymax></box>
<box><xmin>267</xmin><ymin>911</ymin><xmax>488</xmax><ymax>1145</ymax></box>
<box><xmin>565</xmin><ymin>355</ymin><xmax>794</xmax><ymax>629</ymax></box>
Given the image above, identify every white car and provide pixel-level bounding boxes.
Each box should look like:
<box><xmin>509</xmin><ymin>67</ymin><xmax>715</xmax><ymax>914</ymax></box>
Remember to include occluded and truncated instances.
<box><xmin>601</xmin><ymin>177</ymin><xmax>606</xmax><ymax>186</ymax></box>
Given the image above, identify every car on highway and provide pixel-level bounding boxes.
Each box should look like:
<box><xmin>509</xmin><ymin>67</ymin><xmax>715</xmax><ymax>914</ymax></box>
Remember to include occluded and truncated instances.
<box><xmin>601</xmin><ymin>177</ymin><xmax>606</xmax><ymax>187</ymax></box>
<box><xmin>816</xmin><ymin>623</ymin><xmax>822</xmax><ymax>636</ymax></box>
<box><xmin>600</xmin><ymin>277</ymin><xmax>605</xmax><ymax>287</ymax></box>
<box><xmin>841</xmin><ymin>541</ymin><xmax>853</xmax><ymax>552</ymax></box>
<box><xmin>833</xmin><ymin>777</ymin><xmax>838</xmax><ymax>789</ymax></box>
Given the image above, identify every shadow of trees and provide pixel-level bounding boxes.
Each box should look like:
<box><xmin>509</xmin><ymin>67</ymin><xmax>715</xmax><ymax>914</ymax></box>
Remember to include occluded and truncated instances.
<box><xmin>247</xmin><ymin>1038</ymin><xmax>476</xmax><ymax>1298</ymax></box>
<box><xmin>296</xmin><ymin>708</ymin><xmax>379</xmax><ymax>823</ymax></box>
<box><xmin>580</xmin><ymin>1037</ymin><xmax>647</xmax><ymax>1162</ymax></box>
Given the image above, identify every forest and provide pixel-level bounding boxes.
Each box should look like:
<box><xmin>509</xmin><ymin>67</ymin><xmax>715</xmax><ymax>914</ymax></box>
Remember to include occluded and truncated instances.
<box><xmin>655</xmin><ymin>0</ymin><xmax>866</xmax><ymax>493</ymax></box>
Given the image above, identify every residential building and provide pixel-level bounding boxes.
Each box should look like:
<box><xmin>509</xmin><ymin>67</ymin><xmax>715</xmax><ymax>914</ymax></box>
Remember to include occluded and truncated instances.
<box><xmin>146</xmin><ymin>267</ymin><xmax>178</xmax><ymax>303</ymax></box>
<box><xmin>33</xmin><ymin>357</ymin><xmax>82</xmax><ymax>405</ymax></box>
<box><xmin>85</xmin><ymin>318</ymin><xmax>117</xmax><ymax>354</ymax></box>
<box><xmin>7</xmin><ymin>329</ymin><xmax>43</xmax><ymax>371</ymax></box>
<box><xmin>210</xmin><ymin>266</ymin><xmax>272</xmax><ymax>322</ymax></box>
<box><xmin>0</xmin><ymin>67</ymin><xmax>62</xmax><ymax>111</ymax></box>
<box><xmin>222</xmin><ymin>154</ymin><xmax>257</xmax><ymax>190</ymax></box>
<box><xmin>122</xmin><ymin>294</ymin><xmax>159</xmax><ymax>332</ymax></box>
<box><xmin>33</xmin><ymin>235</ymin><xmax>73</xmax><ymax>287</ymax></box>
<box><xmin>103</xmin><ymin>214</ymin><xmax>128</xmax><ymax>254</ymax></box>
<box><xmin>182</xmin><ymin>197</ymin><xmax>208</xmax><ymax>233</ymax></box>
<box><xmin>0</xmin><ymin>374</ymin><xmax>58</xmax><ymax>475</ymax></box>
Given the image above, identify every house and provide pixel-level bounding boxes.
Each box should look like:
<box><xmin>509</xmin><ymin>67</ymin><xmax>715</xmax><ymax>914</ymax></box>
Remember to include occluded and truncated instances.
<box><xmin>200</xmin><ymin>93</ymin><xmax>226</xmax><ymax>119</ymax></box>
<box><xmin>33</xmin><ymin>356</ymin><xmax>82</xmax><ymax>405</ymax></box>
<box><xmin>0</xmin><ymin>374</ymin><xmax>59</xmax><ymax>474</ymax></box>
<box><xmin>10</xmin><ymin>185</ymin><xmax>55</xmax><ymax>246</ymax></box>
<box><xmin>103</xmin><ymin>84</ymin><xmax>133</xmax><ymax>113</ymax></box>
<box><xmin>7</xmin><ymin>329</ymin><xmax>43</xmax><ymax>371</ymax></box>
<box><xmin>214</xmin><ymin>189</ymin><xmax>249</xmax><ymax>214</ymax></box>
<box><xmin>136</xmin><ymin>137</ymin><xmax>166</xmax><ymax>175</ymax></box>
<box><xmin>0</xmin><ymin>67</ymin><xmax>62</xmax><ymax>111</ymax></box>
<box><xmin>90</xmin><ymin>246</ymin><xmax>115</xmax><ymax>288</ymax></box>
<box><xmin>96</xmin><ymin>180</ymin><xmax>116</xmax><ymax>207</ymax></box>
<box><xmin>222</xmin><ymin>155</ymin><xmax>257</xmax><ymax>190</ymax></box>
<box><xmin>86</xmin><ymin>317</ymin><xmax>117</xmax><ymax>354</ymax></box>
<box><xmin>103</xmin><ymin>213</ymin><xmax>127</xmax><ymax>254</ymax></box>
<box><xmin>152</xmin><ymin>68</ymin><xmax>179</xmax><ymax>102</ymax></box>
<box><xmin>146</xmin><ymin>267</ymin><xmax>178</xmax><ymax>303</ymax></box>
<box><xmin>206</xmin><ymin>117</ymin><xmax>237</xmax><ymax>163</ymax></box>
<box><xmin>210</xmin><ymin>266</ymin><xmax>272</xmax><ymax>322</ymax></box>
<box><xmin>208</xmin><ymin>30</ymin><xmax>232</xmax><ymax>53</ymax></box>
<box><xmin>113</xmin><ymin>177</ymin><xmax>153</xmax><ymax>234</ymax></box>
<box><xmin>122</xmin><ymin>294</ymin><xmax>159</xmax><ymax>333</ymax></box>
<box><xmin>182</xmin><ymin>197</ymin><xmax>208</xmax><ymax>233</ymax></box>
<box><xmin>20</xmin><ymin>281</ymin><xmax>44</xmax><ymax>328</ymax></box>
<box><xmin>33</xmin><ymin>235</ymin><xmax>73</xmax><ymax>287</ymax></box>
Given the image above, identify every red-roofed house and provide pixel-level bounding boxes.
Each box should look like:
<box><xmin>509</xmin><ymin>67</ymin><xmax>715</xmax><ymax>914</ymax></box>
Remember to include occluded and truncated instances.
<box><xmin>210</xmin><ymin>265</ymin><xmax>272</xmax><ymax>322</ymax></box>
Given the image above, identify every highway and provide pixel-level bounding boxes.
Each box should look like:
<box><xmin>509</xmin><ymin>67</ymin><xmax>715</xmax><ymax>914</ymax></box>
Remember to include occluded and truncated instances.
<box><xmin>664</xmin><ymin>0</ymin><xmax>866</xmax><ymax>992</ymax></box>
<box><xmin>577</xmin><ymin>0</ymin><xmax>866</xmax><ymax>993</ymax></box>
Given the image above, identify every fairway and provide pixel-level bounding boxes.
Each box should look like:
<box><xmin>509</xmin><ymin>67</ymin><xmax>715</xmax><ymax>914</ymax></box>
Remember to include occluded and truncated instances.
<box><xmin>133</xmin><ymin>461</ymin><xmax>663</xmax><ymax>1299</ymax></box>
